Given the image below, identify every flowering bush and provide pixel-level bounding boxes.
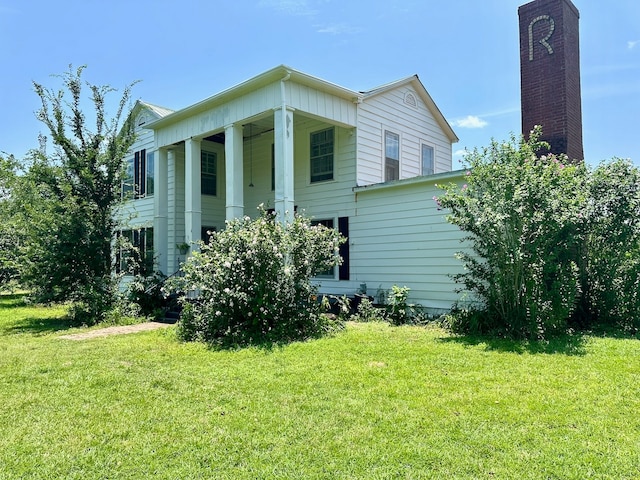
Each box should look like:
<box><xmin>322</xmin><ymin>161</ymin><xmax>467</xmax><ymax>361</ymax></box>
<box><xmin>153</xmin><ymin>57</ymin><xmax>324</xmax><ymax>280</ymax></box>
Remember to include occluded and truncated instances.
<box><xmin>438</xmin><ymin>128</ymin><xmax>587</xmax><ymax>339</ymax></box>
<box><xmin>176</xmin><ymin>208</ymin><xmax>345</xmax><ymax>346</ymax></box>
<box><xmin>581</xmin><ymin>159</ymin><xmax>640</xmax><ymax>332</ymax></box>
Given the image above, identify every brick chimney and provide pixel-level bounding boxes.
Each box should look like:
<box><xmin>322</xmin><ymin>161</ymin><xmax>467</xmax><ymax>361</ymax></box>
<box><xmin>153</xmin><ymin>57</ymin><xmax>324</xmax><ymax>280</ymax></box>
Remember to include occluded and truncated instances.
<box><xmin>519</xmin><ymin>0</ymin><xmax>584</xmax><ymax>161</ymax></box>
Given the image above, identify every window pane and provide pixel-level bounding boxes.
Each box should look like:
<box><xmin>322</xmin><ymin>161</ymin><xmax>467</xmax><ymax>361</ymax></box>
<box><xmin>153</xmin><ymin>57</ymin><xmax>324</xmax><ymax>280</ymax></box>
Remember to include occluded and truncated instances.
<box><xmin>385</xmin><ymin>131</ymin><xmax>400</xmax><ymax>181</ymax></box>
<box><xmin>146</xmin><ymin>151</ymin><xmax>155</xmax><ymax>196</ymax></box>
<box><xmin>201</xmin><ymin>151</ymin><xmax>217</xmax><ymax>196</ymax></box>
<box><xmin>310</xmin><ymin>128</ymin><xmax>334</xmax><ymax>183</ymax></box>
<box><xmin>122</xmin><ymin>158</ymin><xmax>134</xmax><ymax>198</ymax></box>
<box><xmin>422</xmin><ymin>144</ymin><xmax>434</xmax><ymax>175</ymax></box>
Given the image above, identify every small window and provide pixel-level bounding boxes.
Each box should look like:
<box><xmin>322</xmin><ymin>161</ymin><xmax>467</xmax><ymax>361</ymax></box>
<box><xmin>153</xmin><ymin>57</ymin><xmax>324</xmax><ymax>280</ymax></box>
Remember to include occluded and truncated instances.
<box><xmin>116</xmin><ymin>227</ymin><xmax>154</xmax><ymax>276</ymax></box>
<box><xmin>201</xmin><ymin>151</ymin><xmax>217</xmax><ymax>196</ymax></box>
<box><xmin>421</xmin><ymin>144</ymin><xmax>434</xmax><ymax>175</ymax></box>
<box><xmin>146</xmin><ymin>151</ymin><xmax>155</xmax><ymax>196</ymax></box>
<box><xmin>310</xmin><ymin>128</ymin><xmax>334</xmax><ymax>183</ymax></box>
<box><xmin>311</xmin><ymin>219</ymin><xmax>335</xmax><ymax>278</ymax></box>
<box><xmin>122</xmin><ymin>149</ymin><xmax>148</xmax><ymax>199</ymax></box>
<box><xmin>385</xmin><ymin>131</ymin><xmax>399</xmax><ymax>181</ymax></box>
<box><xmin>271</xmin><ymin>143</ymin><xmax>275</xmax><ymax>191</ymax></box>
<box><xmin>201</xmin><ymin>226</ymin><xmax>216</xmax><ymax>245</ymax></box>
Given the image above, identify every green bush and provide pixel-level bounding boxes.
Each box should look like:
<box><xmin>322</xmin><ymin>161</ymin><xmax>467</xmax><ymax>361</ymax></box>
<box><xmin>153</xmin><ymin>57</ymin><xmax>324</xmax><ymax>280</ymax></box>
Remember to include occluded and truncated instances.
<box><xmin>438</xmin><ymin>128</ymin><xmax>587</xmax><ymax>339</ymax></box>
<box><xmin>385</xmin><ymin>285</ymin><xmax>415</xmax><ymax>325</ymax></box>
<box><xmin>176</xmin><ymin>209</ymin><xmax>345</xmax><ymax>346</ymax></box>
<box><xmin>582</xmin><ymin>159</ymin><xmax>640</xmax><ymax>332</ymax></box>
<box><xmin>439</xmin><ymin>129</ymin><xmax>640</xmax><ymax>339</ymax></box>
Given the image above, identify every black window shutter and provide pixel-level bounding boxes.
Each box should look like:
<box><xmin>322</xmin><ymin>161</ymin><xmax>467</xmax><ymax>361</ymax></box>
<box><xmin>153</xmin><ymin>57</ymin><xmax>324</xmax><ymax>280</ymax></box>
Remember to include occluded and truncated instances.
<box><xmin>338</xmin><ymin>216</ymin><xmax>349</xmax><ymax>280</ymax></box>
<box><xmin>133</xmin><ymin>151</ymin><xmax>140</xmax><ymax>198</ymax></box>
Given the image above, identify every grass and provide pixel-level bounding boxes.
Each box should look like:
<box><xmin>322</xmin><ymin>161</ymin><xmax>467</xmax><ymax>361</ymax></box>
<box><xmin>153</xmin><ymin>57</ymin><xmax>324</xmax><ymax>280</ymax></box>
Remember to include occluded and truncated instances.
<box><xmin>1</xmin><ymin>294</ymin><xmax>639</xmax><ymax>479</ymax></box>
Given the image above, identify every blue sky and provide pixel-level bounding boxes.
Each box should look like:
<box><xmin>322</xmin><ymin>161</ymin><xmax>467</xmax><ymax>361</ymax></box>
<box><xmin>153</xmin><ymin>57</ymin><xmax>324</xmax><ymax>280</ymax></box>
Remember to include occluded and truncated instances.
<box><xmin>1</xmin><ymin>0</ymin><xmax>638</xmax><ymax>166</ymax></box>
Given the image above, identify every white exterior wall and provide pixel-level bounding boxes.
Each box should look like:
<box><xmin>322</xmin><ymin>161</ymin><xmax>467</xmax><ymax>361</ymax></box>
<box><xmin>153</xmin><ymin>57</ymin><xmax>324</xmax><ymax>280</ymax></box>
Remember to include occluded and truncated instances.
<box><xmin>357</xmin><ymin>85</ymin><xmax>453</xmax><ymax>186</ymax></box>
<box><xmin>346</xmin><ymin>171</ymin><xmax>472</xmax><ymax>312</ymax></box>
<box><xmin>117</xmin><ymin>125</ymin><xmax>156</xmax><ymax>228</ymax></box>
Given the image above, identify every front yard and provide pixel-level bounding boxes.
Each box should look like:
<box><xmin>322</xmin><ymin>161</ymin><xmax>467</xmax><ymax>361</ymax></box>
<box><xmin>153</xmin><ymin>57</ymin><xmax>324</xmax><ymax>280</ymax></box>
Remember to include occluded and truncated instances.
<box><xmin>1</xmin><ymin>294</ymin><xmax>639</xmax><ymax>479</ymax></box>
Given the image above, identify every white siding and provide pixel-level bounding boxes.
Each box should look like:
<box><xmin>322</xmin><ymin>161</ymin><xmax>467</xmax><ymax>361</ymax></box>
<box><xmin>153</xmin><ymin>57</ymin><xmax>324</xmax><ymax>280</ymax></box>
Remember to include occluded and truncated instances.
<box><xmin>347</xmin><ymin>172</ymin><xmax>472</xmax><ymax>312</ymax></box>
<box><xmin>116</xmin><ymin>122</ymin><xmax>155</xmax><ymax>228</ymax></box>
<box><xmin>357</xmin><ymin>85</ymin><xmax>453</xmax><ymax>186</ymax></box>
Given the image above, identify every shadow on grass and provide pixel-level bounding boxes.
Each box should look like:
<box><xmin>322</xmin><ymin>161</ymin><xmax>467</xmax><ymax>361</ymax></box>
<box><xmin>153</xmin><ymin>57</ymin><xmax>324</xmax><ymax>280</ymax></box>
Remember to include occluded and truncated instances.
<box><xmin>438</xmin><ymin>332</ymin><xmax>588</xmax><ymax>356</ymax></box>
<box><xmin>1</xmin><ymin>315</ymin><xmax>77</xmax><ymax>336</ymax></box>
<box><xmin>0</xmin><ymin>293</ymin><xmax>28</xmax><ymax>309</ymax></box>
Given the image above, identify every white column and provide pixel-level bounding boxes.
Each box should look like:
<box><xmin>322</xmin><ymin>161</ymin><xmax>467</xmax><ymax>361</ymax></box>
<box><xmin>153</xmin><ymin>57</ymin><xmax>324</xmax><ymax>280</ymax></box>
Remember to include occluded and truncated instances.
<box><xmin>153</xmin><ymin>147</ymin><xmax>169</xmax><ymax>275</ymax></box>
<box><xmin>225</xmin><ymin>123</ymin><xmax>244</xmax><ymax>221</ymax></box>
<box><xmin>274</xmin><ymin>107</ymin><xmax>295</xmax><ymax>224</ymax></box>
<box><xmin>167</xmin><ymin>149</ymin><xmax>177</xmax><ymax>273</ymax></box>
<box><xmin>185</xmin><ymin>138</ymin><xmax>202</xmax><ymax>253</ymax></box>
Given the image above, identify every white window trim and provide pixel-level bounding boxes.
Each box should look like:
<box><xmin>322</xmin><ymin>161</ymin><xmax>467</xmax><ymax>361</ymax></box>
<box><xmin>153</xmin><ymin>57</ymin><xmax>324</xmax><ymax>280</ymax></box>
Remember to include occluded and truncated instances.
<box><xmin>420</xmin><ymin>141</ymin><xmax>436</xmax><ymax>176</ymax></box>
<box><xmin>306</xmin><ymin>125</ymin><xmax>337</xmax><ymax>186</ymax></box>
<box><xmin>311</xmin><ymin>216</ymin><xmax>339</xmax><ymax>280</ymax></box>
<box><xmin>382</xmin><ymin>128</ymin><xmax>402</xmax><ymax>182</ymax></box>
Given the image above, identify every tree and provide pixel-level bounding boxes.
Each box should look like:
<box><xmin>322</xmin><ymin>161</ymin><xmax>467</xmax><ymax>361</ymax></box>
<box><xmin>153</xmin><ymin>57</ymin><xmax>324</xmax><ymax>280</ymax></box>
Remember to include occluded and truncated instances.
<box><xmin>0</xmin><ymin>154</ymin><xmax>21</xmax><ymax>290</ymax></box>
<box><xmin>16</xmin><ymin>66</ymin><xmax>136</xmax><ymax>323</ymax></box>
<box><xmin>582</xmin><ymin>159</ymin><xmax>640</xmax><ymax>331</ymax></box>
<box><xmin>438</xmin><ymin>128</ymin><xmax>587</xmax><ymax>339</ymax></box>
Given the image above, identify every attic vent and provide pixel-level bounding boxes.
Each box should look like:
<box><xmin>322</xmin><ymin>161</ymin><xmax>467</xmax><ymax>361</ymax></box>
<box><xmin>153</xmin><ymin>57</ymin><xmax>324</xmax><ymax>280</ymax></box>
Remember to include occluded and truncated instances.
<box><xmin>137</xmin><ymin>114</ymin><xmax>147</xmax><ymax>126</ymax></box>
<box><xmin>404</xmin><ymin>92</ymin><xmax>417</xmax><ymax>108</ymax></box>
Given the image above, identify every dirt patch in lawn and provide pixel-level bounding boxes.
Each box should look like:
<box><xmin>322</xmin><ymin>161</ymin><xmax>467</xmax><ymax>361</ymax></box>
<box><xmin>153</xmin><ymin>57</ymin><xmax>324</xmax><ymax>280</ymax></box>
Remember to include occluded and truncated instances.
<box><xmin>59</xmin><ymin>322</ymin><xmax>172</xmax><ymax>340</ymax></box>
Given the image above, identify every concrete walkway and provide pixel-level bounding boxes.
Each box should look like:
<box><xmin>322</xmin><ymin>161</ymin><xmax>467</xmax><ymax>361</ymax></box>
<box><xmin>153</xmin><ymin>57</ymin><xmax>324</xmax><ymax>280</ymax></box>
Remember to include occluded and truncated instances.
<box><xmin>59</xmin><ymin>321</ymin><xmax>173</xmax><ymax>340</ymax></box>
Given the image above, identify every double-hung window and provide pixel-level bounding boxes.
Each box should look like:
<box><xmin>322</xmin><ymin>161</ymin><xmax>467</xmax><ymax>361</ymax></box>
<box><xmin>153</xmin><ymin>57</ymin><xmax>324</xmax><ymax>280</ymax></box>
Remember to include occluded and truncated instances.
<box><xmin>201</xmin><ymin>151</ymin><xmax>217</xmax><ymax>196</ymax></box>
<box><xmin>117</xmin><ymin>227</ymin><xmax>154</xmax><ymax>276</ymax></box>
<box><xmin>122</xmin><ymin>149</ymin><xmax>153</xmax><ymax>199</ymax></box>
<box><xmin>310</xmin><ymin>128</ymin><xmax>334</xmax><ymax>183</ymax></box>
<box><xmin>421</xmin><ymin>144</ymin><xmax>434</xmax><ymax>175</ymax></box>
<box><xmin>385</xmin><ymin>131</ymin><xmax>400</xmax><ymax>181</ymax></box>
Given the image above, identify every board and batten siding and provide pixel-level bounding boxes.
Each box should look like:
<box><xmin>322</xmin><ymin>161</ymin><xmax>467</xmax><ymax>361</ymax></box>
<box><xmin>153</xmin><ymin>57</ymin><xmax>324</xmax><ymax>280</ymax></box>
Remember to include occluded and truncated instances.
<box><xmin>154</xmin><ymin>80</ymin><xmax>357</xmax><ymax>149</ymax></box>
<box><xmin>349</xmin><ymin>171</ymin><xmax>472</xmax><ymax>312</ymax></box>
<box><xmin>356</xmin><ymin>84</ymin><xmax>452</xmax><ymax>186</ymax></box>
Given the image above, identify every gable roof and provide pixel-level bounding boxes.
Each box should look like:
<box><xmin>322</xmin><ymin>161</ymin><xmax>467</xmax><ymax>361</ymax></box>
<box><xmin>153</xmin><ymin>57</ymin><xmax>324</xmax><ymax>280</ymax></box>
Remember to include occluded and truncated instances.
<box><xmin>143</xmin><ymin>65</ymin><xmax>457</xmax><ymax>144</ymax></box>
<box><xmin>139</xmin><ymin>101</ymin><xmax>174</xmax><ymax>119</ymax></box>
<box><xmin>146</xmin><ymin>65</ymin><xmax>360</xmax><ymax>130</ymax></box>
<box><xmin>362</xmin><ymin>75</ymin><xmax>458</xmax><ymax>143</ymax></box>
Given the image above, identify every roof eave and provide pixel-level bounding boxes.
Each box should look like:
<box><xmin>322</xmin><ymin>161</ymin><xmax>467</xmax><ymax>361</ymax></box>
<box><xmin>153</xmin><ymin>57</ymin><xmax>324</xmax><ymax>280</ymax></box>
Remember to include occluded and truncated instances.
<box><xmin>145</xmin><ymin>65</ymin><xmax>362</xmax><ymax>130</ymax></box>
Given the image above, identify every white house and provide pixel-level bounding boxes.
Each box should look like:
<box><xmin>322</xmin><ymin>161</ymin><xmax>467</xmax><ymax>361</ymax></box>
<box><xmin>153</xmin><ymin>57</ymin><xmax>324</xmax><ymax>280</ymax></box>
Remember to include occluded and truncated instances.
<box><xmin>119</xmin><ymin>65</ymin><xmax>470</xmax><ymax>312</ymax></box>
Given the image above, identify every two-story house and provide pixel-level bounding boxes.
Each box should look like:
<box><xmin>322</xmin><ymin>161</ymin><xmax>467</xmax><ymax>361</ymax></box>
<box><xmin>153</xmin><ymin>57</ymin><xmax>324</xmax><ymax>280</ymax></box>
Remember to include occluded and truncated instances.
<box><xmin>120</xmin><ymin>65</ymin><xmax>469</xmax><ymax>312</ymax></box>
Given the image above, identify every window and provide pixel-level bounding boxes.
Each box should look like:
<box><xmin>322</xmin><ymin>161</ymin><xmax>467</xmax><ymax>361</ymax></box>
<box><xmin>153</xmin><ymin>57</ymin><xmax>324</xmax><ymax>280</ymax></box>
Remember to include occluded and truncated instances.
<box><xmin>201</xmin><ymin>226</ymin><xmax>216</xmax><ymax>245</ymax></box>
<box><xmin>310</xmin><ymin>128</ymin><xmax>334</xmax><ymax>183</ymax></box>
<box><xmin>421</xmin><ymin>144</ymin><xmax>434</xmax><ymax>175</ymax></box>
<box><xmin>311</xmin><ymin>219</ymin><xmax>335</xmax><ymax>278</ymax></box>
<box><xmin>201</xmin><ymin>151</ymin><xmax>217</xmax><ymax>196</ymax></box>
<box><xmin>122</xmin><ymin>149</ymin><xmax>153</xmax><ymax>199</ymax></box>
<box><xmin>310</xmin><ymin>217</ymin><xmax>350</xmax><ymax>280</ymax></box>
<box><xmin>146</xmin><ymin>151</ymin><xmax>155</xmax><ymax>196</ymax></box>
<box><xmin>271</xmin><ymin>143</ymin><xmax>275</xmax><ymax>191</ymax></box>
<box><xmin>385</xmin><ymin>131</ymin><xmax>400</xmax><ymax>181</ymax></box>
<box><xmin>116</xmin><ymin>227</ymin><xmax>154</xmax><ymax>276</ymax></box>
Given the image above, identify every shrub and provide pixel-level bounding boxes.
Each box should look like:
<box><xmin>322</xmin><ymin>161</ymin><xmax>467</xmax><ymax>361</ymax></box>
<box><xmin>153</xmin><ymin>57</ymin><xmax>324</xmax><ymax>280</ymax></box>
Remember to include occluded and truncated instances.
<box><xmin>351</xmin><ymin>296</ymin><xmax>382</xmax><ymax>322</ymax></box>
<box><xmin>581</xmin><ymin>159</ymin><xmax>640</xmax><ymax>332</ymax></box>
<box><xmin>385</xmin><ymin>285</ymin><xmax>415</xmax><ymax>325</ymax></box>
<box><xmin>176</xmin><ymin>209</ymin><xmax>345</xmax><ymax>346</ymax></box>
<box><xmin>438</xmin><ymin>128</ymin><xmax>587</xmax><ymax>339</ymax></box>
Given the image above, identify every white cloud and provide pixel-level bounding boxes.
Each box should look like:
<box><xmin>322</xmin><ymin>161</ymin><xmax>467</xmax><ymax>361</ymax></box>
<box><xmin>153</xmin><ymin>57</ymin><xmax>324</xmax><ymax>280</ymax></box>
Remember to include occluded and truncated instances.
<box><xmin>628</xmin><ymin>40</ymin><xmax>639</xmax><ymax>50</ymax></box>
<box><xmin>452</xmin><ymin>115</ymin><xmax>488</xmax><ymax>129</ymax></box>
<box><xmin>453</xmin><ymin>149</ymin><xmax>468</xmax><ymax>157</ymax></box>
<box><xmin>316</xmin><ymin>23</ymin><xmax>362</xmax><ymax>35</ymax></box>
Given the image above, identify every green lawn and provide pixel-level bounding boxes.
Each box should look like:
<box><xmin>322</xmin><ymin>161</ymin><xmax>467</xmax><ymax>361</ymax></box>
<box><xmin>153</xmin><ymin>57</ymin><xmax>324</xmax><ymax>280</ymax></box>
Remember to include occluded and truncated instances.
<box><xmin>1</xmin><ymin>294</ymin><xmax>639</xmax><ymax>479</ymax></box>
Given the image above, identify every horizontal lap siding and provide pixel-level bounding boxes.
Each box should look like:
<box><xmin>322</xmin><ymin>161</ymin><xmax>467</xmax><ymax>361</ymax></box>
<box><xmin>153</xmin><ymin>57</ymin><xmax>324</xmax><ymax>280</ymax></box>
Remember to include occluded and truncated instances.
<box><xmin>350</xmin><ymin>175</ymin><xmax>472</xmax><ymax>310</ymax></box>
<box><xmin>117</xmin><ymin>126</ymin><xmax>155</xmax><ymax>228</ymax></box>
<box><xmin>357</xmin><ymin>85</ymin><xmax>453</xmax><ymax>186</ymax></box>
